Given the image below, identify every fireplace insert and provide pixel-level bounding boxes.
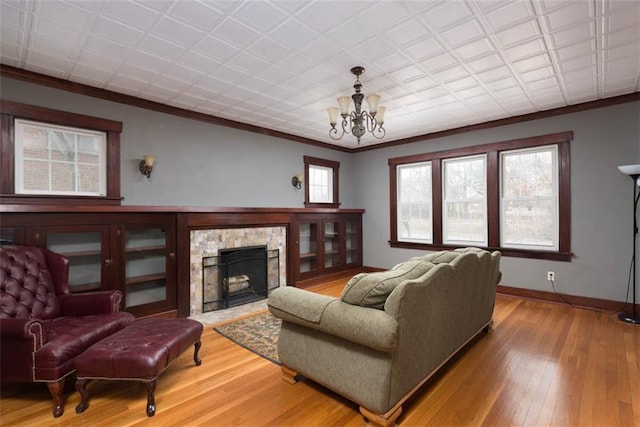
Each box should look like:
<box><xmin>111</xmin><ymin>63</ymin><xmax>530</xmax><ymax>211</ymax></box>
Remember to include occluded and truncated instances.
<box><xmin>202</xmin><ymin>246</ymin><xmax>279</xmax><ymax>312</ymax></box>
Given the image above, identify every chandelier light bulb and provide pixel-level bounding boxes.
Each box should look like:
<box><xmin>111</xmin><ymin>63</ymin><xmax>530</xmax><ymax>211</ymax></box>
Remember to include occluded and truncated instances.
<box><xmin>327</xmin><ymin>107</ymin><xmax>340</xmax><ymax>126</ymax></box>
<box><xmin>365</xmin><ymin>94</ymin><xmax>380</xmax><ymax>114</ymax></box>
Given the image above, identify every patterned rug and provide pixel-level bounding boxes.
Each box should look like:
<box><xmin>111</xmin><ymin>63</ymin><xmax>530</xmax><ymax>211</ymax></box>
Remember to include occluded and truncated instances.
<box><xmin>214</xmin><ymin>311</ymin><xmax>281</xmax><ymax>365</ymax></box>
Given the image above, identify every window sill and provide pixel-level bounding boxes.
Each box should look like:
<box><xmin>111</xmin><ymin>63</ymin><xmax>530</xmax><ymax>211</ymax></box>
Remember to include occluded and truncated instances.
<box><xmin>304</xmin><ymin>202</ymin><xmax>341</xmax><ymax>209</ymax></box>
<box><xmin>389</xmin><ymin>241</ymin><xmax>573</xmax><ymax>262</ymax></box>
<box><xmin>0</xmin><ymin>194</ymin><xmax>123</xmax><ymax>206</ymax></box>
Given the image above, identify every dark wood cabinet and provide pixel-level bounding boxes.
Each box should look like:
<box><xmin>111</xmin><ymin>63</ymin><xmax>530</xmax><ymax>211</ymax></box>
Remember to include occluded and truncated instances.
<box><xmin>116</xmin><ymin>216</ymin><xmax>176</xmax><ymax>317</ymax></box>
<box><xmin>0</xmin><ymin>212</ymin><xmax>177</xmax><ymax>318</ymax></box>
<box><xmin>1</xmin><ymin>207</ymin><xmax>364</xmax><ymax>317</ymax></box>
<box><xmin>292</xmin><ymin>213</ymin><xmax>362</xmax><ymax>284</ymax></box>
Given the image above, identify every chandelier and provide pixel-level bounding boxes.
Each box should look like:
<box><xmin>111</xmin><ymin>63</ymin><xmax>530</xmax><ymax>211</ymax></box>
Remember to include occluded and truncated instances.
<box><xmin>327</xmin><ymin>66</ymin><xmax>386</xmax><ymax>144</ymax></box>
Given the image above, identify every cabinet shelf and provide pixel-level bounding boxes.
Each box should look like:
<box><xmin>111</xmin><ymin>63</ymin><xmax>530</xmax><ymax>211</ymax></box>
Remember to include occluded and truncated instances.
<box><xmin>126</xmin><ymin>272</ymin><xmax>166</xmax><ymax>286</ymax></box>
<box><xmin>58</xmin><ymin>249</ymin><xmax>101</xmax><ymax>258</ymax></box>
<box><xmin>300</xmin><ymin>252</ymin><xmax>318</xmax><ymax>259</ymax></box>
<box><xmin>70</xmin><ymin>282</ymin><xmax>102</xmax><ymax>293</ymax></box>
<box><xmin>125</xmin><ymin>245</ymin><xmax>165</xmax><ymax>253</ymax></box>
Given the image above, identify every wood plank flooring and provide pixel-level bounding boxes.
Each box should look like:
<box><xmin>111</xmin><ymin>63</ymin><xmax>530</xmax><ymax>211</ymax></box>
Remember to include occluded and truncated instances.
<box><xmin>1</xmin><ymin>278</ymin><xmax>639</xmax><ymax>426</ymax></box>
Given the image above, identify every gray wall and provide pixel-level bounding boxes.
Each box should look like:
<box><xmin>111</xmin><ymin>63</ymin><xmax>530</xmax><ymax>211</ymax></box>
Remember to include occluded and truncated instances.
<box><xmin>1</xmin><ymin>76</ymin><xmax>356</xmax><ymax>208</ymax></box>
<box><xmin>353</xmin><ymin>101</ymin><xmax>640</xmax><ymax>303</ymax></box>
<box><xmin>2</xmin><ymin>76</ymin><xmax>639</xmax><ymax>303</ymax></box>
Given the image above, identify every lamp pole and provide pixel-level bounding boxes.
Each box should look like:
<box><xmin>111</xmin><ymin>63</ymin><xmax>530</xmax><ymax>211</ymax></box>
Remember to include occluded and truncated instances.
<box><xmin>618</xmin><ymin>171</ymin><xmax>640</xmax><ymax>324</ymax></box>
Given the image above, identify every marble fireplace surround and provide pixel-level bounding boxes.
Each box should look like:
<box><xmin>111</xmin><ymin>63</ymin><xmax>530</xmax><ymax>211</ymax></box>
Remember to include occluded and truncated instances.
<box><xmin>189</xmin><ymin>226</ymin><xmax>287</xmax><ymax>316</ymax></box>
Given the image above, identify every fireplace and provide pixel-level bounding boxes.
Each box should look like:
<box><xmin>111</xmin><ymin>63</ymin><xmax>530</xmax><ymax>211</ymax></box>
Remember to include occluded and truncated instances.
<box><xmin>202</xmin><ymin>245</ymin><xmax>279</xmax><ymax>312</ymax></box>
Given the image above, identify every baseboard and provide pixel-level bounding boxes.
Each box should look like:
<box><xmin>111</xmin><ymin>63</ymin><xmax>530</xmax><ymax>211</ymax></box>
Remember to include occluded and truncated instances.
<box><xmin>310</xmin><ymin>267</ymin><xmax>638</xmax><ymax>315</ymax></box>
<box><xmin>497</xmin><ymin>285</ymin><xmax>639</xmax><ymax>313</ymax></box>
<box><xmin>294</xmin><ymin>268</ymin><xmax>364</xmax><ymax>288</ymax></box>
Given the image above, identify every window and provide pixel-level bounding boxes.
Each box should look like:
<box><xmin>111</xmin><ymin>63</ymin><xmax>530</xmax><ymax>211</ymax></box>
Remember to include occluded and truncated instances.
<box><xmin>443</xmin><ymin>155</ymin><xmax>487</xmax><ymax>246</ymax></box>
<box><xmin>309</xmin><ymin>164</ymin><xmax>333</xmax><ymax>203</ymax></box>
<box><xmin>304</xmin><ymin>156</ymin><xmax>340</xmax><ymax>208</ymax></box>
<box><xmin>389</xmin><ymin>131</ymin><xmax>572</xmax><ymax>261</ymax></box>
<box><xmin>15</xmin><ymin>119</ymin><xmax>107</xmax><ymax>196</ymax></box>
<box><xmin>0</xmin><ymin>100</ymin><xmax>122</xmax><ymax>205</ymax></box>
<box><xmin>397</xmin><ymin>162</ymin><xmax>432</xmax><ymax>243</ymax></box>
<box><xmin>501</xmin><ymin>146</ymin><xmax>558</xmax><ymax>250</ymax></box>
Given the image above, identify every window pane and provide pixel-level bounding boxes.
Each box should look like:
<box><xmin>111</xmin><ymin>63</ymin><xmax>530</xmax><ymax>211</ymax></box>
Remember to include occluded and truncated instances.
<box><xmin>309</xmin><ymin>165</ymin><xmax>332</xmax><ymax>203</ymax></box>
<box><xmin>443</xmin><ymin>155</ymin><xmax>487</xmax><ymax>245</ymax></box>
<box><xmin>397</xmin><ymin>162</ymin><xmax>432</xmax><ymax>242</ymax></box>
<box><xmin>15</xmin><ymin>119</ymin><xmax>107</xmax><ymax>196</ymax></box>
<box><xmin>501</xmin><ymin>146</ymin><xmax>558</xmax><ymax>249</ymax></box>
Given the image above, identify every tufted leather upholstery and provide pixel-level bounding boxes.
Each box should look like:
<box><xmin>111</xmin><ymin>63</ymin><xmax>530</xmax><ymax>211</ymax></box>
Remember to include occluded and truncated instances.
<box><xmin>1</xmin><ymin>245</ymin><xmax>61</xmax><ymax>319</ymax></box>
<box><xmin>0</xmin><ymin>245</ymin><xmax>135</xmax><ymax>417</ymax></box>
<box><xmin>75</xmin><ymin>318</ymin><xmax>203</xmax><ymax>380</ymax></box>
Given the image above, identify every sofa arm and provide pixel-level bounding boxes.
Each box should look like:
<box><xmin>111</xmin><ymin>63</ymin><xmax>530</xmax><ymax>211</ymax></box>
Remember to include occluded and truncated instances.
<box><xmin>58</xmin><ymin>290</ymin><xmax>124</xmax><ymax>316</ymax></box>
<box><xmin>268</xmin><ymin>287</ymin><xmax>335</xmax><ymax>323</ymax></box>
<box><xmin>268</xmin><ymin>287</ymin><xmax>398</xmax><ymax>352</ymax></box>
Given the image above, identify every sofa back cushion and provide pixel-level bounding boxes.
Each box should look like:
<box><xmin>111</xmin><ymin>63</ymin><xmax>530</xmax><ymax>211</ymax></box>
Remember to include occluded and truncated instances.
<box><xmin>0</xmin><ymin>246</ymin><xmax>61</xmax><ymax>319</ymax></box>
<box><xmin>341</xmin><ymin>261</ymin><xmax>435</xmax><ymax>309</ymax></box>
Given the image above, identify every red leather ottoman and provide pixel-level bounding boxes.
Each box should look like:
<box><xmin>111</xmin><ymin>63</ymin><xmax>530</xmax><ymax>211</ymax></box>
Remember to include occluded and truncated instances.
<box><xmin>74</xmin><ymin>318</ymin><xmax>203</xmax><ymax>417</ymax></box>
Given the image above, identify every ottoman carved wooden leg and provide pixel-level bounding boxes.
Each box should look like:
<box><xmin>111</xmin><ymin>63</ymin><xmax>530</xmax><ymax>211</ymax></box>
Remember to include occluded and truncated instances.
<box><xmin>194</xmin><ymin>339</ymin><xmax>202</xmax><ymax>366</ymax></box>
<box><xmin>75</xmin><ymin>379</ymin><xmax>90</xmax><ymax>414</ymax></box>
<box><xmin>145</xmin><ymin>380</ymin><xmax>157</xmax><ymax>417</ymax></box>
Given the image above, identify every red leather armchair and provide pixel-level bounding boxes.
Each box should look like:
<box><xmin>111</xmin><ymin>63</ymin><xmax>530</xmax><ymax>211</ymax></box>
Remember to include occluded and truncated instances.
<box><xmin>0</xmin><ymin>245</ymin><xmax>135</xmax><ymax>417</ymax></box>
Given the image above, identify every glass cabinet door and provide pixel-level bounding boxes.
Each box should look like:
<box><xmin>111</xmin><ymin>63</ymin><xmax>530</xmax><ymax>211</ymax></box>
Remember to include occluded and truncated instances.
<box><xmin>0</xmin><ymin>227</ymin><xmax>25</xmax><ymax>245</ymax></box>
<box><xmin>123</xmin><ymin>226</ymin><xmax>167</xmax><ymax>310</ymax></box>
<box><xmin>323</xmin><ymin>220</ymin><xmax>341</xmax><ymax>269</ymax></box>
<box><xmin>46</xmin><ymin>229</ymin><xmax>106</xmax><ymax>293</ymax></box>
<box><xmin>298</xmin><ymin>222</ymin><xmax>318</xmax><ymax>275</ymax></box>
<box><xmin>345</xmin><ymin>217</ymin><xmax>361</xmax><ymax>266</ymax></box>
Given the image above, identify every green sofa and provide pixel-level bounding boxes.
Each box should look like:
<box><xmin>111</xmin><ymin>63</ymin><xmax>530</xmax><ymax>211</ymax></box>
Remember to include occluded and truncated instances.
<box><xmin>267</xmin><ymin>248</ymin><xmax>501</xmax><ymax>426</ymax></box>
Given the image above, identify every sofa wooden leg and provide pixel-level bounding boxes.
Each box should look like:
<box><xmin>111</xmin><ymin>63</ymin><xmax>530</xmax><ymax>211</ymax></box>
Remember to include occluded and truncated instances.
<box><xmin>359</xmin><ymin>405</ymin><xmax>402</xmax><ymax>427</ymax></box>
<box><xmin>46</xmin><ymin>379</ymin><xmax>65</xmax><ymax>418</ymax></box>
<box><xmin>281</xmin><ymin>365</ymin><xmax>298</xmax><ymax>384</ymax></box>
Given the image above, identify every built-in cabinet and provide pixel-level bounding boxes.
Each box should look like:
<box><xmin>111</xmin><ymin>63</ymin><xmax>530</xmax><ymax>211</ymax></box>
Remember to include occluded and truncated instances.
<box><xmin>1</xmin><ymin>207</ymin><xmax>363</xmax><ymax>317</ymax></box>
<box><xmin>0</xmin><ymin>213</ymin><xmax>176</xmax><ymax>318</ymax></box>
<box><xmin>293</xmin><ymin>213</ymin><xmax>362</xmax><ymax>283</ymax></box>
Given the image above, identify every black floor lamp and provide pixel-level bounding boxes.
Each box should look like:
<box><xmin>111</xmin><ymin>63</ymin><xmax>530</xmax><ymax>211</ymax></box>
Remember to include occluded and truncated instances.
<box><xmin>618</xmin><ymin>164</ymin><xmax>640</xmax><ymax>325</ymax></box>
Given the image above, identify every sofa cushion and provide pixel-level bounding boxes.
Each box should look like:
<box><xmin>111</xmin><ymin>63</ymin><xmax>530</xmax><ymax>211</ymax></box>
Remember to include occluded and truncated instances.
<box><xmin>341</xmin><ymin>261</ymin><xmax>435</xmax><ymax>309</ymax></box>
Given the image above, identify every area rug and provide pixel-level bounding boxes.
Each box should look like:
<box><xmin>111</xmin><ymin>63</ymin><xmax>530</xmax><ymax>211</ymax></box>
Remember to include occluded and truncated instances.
<box><xmin>214</xmin><ymin>311</ymin><xmax>281</xmax><ymax>365</ymax></box>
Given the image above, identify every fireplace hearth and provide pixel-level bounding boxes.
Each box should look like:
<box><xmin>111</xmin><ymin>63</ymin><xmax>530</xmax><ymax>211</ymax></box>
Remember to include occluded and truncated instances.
<box><xmin>202</xmin><ymin>246</ymin><xmax>279</xmax><ymax>312</ymax></box>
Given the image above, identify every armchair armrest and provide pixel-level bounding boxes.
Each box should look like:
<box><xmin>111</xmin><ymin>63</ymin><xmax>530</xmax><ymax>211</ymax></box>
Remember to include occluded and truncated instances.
<box><xmin>0</xmin><ymin>318</ymin><xmax>47</xmax><ymax>382</ymax></box>
<box><xmin>268</xmin><ymin>287</ymin><xmax>397</xmax><ymax>352</ymax></box>
<box><xmin>58</xmin><ymin>290</ymin><xmax>124</xmax><ymax>316</ymax></box>
<box><xmin>0</xmin><ymin>318</ymin><xmax>46</xmax><ymax>342</ymax></box>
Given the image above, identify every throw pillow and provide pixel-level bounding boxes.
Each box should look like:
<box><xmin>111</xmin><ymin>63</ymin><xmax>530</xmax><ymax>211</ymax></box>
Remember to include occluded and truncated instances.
<box><xmin>341</xmin><ymin>260</ymin><xmax>434</xmax><ymax>309</ymax></box>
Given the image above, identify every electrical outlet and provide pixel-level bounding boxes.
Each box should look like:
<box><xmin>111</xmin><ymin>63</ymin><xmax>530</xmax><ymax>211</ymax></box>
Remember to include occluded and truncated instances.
<box><xmin>547</xmin><ymin>271</ymin><xmax>555</xmax><ymax>281</ymax></box>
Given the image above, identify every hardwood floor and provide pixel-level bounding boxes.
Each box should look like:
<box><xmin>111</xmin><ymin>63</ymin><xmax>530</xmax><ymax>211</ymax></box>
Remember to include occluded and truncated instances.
<box><xmin>1</xmin><ymin>278</ymin><xmax>639</xmax><ymax>426</ymax></box>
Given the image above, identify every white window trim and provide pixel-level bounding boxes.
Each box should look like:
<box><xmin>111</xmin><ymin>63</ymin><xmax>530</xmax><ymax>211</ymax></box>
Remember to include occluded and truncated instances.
<box><xmin>500</xmin><ymin>145</ymin><xmax>559</xmax><ymax>251</ymax></box>
<box><xmin>308</xmin><ymin>164</ymin><xmax>333</xmax><ymax>204</ymax></box>
<box><xmin>14</xmin><ymin>119</ymin><xmax>107</xmax><ymax>196</ymax></box>
<box><xmin>442</xmin><ymin>154</ymin><xmax>488</xmax><ymax>247</ymax></box>
<box><xmin>397</xmin><ymin>161</ymin><xmax>433</xmax><ymax>244</ymax></box>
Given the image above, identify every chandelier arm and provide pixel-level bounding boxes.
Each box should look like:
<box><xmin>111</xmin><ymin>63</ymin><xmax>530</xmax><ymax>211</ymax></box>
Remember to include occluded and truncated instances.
<box><xmin>372</xmin><ymin>126</ymin><xmax>386</xmax><ymax>140</ymax></box>
<box><xmin>362</xmin><ymin>111</ymin><xmax>377</xmax><ymax>133</ymax></box>
<box><xmin>342</xmin><ymin>116</ymin><xmax>351</xmax><ymax>135</ymax></box>
<box><xmin>329</xmin><ymin>126</ymin><xmax>344</xmax><ymax>140</ymax></box>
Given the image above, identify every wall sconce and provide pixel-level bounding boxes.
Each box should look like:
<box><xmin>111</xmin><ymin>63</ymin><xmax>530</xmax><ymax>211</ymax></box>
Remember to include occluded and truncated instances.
<box><xmin>291</xmin><ymin>174</ymin><xmax>303</xmax><ymax>189</ymax></box>
<box><xmin>139</xmin><ymin>155</ymin><xmax>155</xmax><ymax>179</ymax></box>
